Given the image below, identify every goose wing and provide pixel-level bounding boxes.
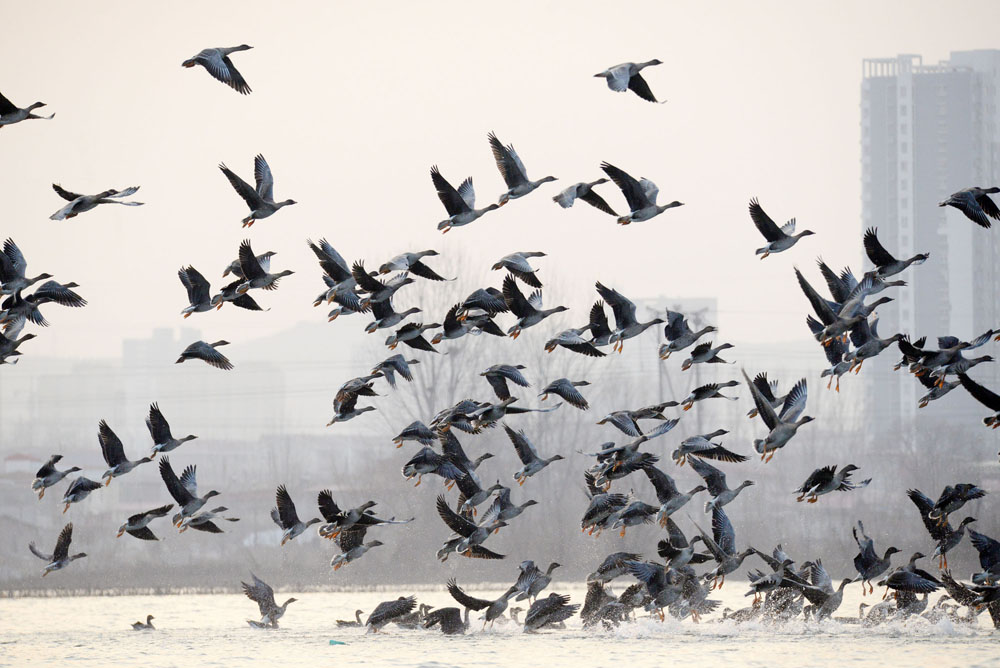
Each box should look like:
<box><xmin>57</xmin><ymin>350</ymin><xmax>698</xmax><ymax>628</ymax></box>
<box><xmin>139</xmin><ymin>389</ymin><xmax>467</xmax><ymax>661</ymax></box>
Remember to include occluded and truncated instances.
<box><xmin>274</xmin><ymin>485</ymin><xmax>301</xmax><ymax>529</ymax></box>
<box><xmin>436</xmin><ymin>494</ymin><xmax>477</xmax><ymax>537</ymax></box>
<box><xmin>158</xmin><ymin>457</ymin><xmax>195</xmax><ymax>505</ymax></box>
<box><xmin>219</xmin><ymin>163</ymin><xmax>262</xmax><ymax>209</ymax></box>
<box><xmin>146</xmin><ymin>402</ymin><xmax>173</xmax><ymax>443</ymax></box>
<box><xmin>504</xmin><ymin>424</ymin><xmax>539</xmax><ymax>465</ymax></box>
<box><xmin>253</xmin><ymin>154</ymin><xmax>274</xmax><ymax>200</ymax></box>
<box><xmin>748</xmin><ymin>198</ymin><xmax>787</xmax><ymax>242</ymax></box>
<box><xmin>688</xmin><ymin>457</ymin><xmax>727</xmax><ymax>497</ymax></box>
<box><xmin>488</xmin><ymin>132</ymin><xmax>528</xmax><ymax>187</ymax></box>
<box><xmin>98</xmin><ymin>420</ymin><xmax>127</xmax><ymax>467</ymax></box>
<box><xmin>430</xmin><ymin>166</ymin><xmax>472</xmax><ymax>216</ymax></box>
<box><xmin>52</xmin><ymin>522</ymin><xmax>73</xmax><ymax>562</ymax></box>
<box><xmin>600</xmin><ymin>161</ymin><xmax>651</xmax><ymax>211</ymax></box>
<box><xmin>863</xmin><ymin>227</ymin><xmax>898</xmax><ymax>266</ymax></box>
<box><xmin>179</xmin><ymin>266</ymin><xmax>211</xmax><ymax>306</ymax></box>
<box><xmin>959</xmin><ymin>373</ymin><xmax>1000</xmax><ymax>411</ymax></box>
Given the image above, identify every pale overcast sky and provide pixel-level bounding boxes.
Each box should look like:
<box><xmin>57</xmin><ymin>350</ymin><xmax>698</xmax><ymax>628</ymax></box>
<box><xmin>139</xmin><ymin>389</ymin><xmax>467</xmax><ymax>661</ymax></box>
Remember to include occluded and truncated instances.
<box><xmin>2</xmin><ymin>0</ymin><xmax>998</xmax><ymax>359</ymax></box>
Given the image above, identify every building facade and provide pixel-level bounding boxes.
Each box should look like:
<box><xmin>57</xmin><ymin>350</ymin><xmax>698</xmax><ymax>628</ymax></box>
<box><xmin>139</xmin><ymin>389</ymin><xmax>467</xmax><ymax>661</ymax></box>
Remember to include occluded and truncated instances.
<box><xmin>861</xmin><ymin>51</ymin><xmax>1000</xmax><ymax>437</ymax></box>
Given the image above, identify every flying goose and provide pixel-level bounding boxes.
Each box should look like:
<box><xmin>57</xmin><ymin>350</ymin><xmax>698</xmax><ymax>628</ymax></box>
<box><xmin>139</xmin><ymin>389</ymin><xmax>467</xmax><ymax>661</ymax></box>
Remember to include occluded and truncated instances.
<box><xmin>593</xmin><ymin>60</ymin><xmax>664</xmax><ymax>103</ymax></box>
<box><xmin>49</xmin><ymin>184</ymin><xmax>142</xmax><ymax>220</ymax></box>
<box><xmin>219</xmin><ymin>154</ymin><xmax>296</xmax><ymax>227</ymax></box>
<box><xmin>601</xmin><ymin>161</ymin><xmax>682</xmax><ymax>225</ymax></box>
<box><xmin>182</xmin><ymin>45</ymin><xmax>253</xmax><ymax>94</ymax></box>
<box><xmin>748</xmin><ymin>198</ymin><xmax>814</xmax><ymax>258</ymax></box>
<box><xmin>939</xmin><ymin>187</ymin><xmax>1000</xmax><ymax>228</ymax></box>
<box><xmin>29</xmin><ymin>523</ymin><xmax>86</xmax><ymax>576</ymax></box>
<box><xmin>431</xmin><ymin>166</ymin><xmax>499</xmax><ymax>233</ymax></box>
<box><xmin>0</xmin><ymin>90</ymin><xmax>54</xmax><ymax>127</ymax></box>
<box><xmin>488</xmin><ymin>132</ymin><xmax>556</xmax><ymax>205</ymax></box>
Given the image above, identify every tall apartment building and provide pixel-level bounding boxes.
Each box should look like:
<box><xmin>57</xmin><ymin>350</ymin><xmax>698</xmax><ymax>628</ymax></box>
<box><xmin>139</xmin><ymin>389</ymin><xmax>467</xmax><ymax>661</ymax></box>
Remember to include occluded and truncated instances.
<box><xmin>861</xmin><ymin>51</ymin><xmax>1000</xmax><ymax>436</ymax></box>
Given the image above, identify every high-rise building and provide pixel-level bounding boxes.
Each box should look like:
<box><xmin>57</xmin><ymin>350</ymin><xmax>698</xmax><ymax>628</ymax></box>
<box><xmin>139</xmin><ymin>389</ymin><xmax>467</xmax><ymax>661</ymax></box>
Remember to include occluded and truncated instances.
<box><xmin>861</xmin><ymin>51</ymin><xmax>1000</xmax><ymax>436</ymax></box>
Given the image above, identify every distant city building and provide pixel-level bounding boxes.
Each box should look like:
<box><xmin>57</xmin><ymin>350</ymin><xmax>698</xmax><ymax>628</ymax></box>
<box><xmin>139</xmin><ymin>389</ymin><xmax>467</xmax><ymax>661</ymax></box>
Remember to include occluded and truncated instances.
<box><xmin>861</xmin><ymin>51</ymin><xmax>1000</xmax><ymax>435</ymax></box>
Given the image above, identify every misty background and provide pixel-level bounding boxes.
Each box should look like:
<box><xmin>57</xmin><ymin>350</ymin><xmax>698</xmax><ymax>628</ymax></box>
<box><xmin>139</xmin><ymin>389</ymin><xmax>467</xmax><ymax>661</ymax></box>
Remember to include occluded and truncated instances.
<box><xmin>2</xmin><ymin>1</ymin><xmax>999</xmax><ymax>593</ymax></box>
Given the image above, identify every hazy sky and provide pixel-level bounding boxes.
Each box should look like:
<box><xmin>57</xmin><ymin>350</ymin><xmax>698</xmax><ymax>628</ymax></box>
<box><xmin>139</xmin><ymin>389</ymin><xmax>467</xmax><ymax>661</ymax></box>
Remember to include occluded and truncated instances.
<box><xmin>3</xmin><ymin>0</ymin><xmax>999</xmax><ymax>360</ymax></box>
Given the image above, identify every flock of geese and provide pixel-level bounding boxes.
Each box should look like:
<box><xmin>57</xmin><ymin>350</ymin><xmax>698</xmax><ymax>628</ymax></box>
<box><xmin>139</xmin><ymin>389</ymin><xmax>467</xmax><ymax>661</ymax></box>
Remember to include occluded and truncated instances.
<box><xmin>7</xmin><ymin>44</ymin><xmax>1000</xmax><ymax>636</ymax></box>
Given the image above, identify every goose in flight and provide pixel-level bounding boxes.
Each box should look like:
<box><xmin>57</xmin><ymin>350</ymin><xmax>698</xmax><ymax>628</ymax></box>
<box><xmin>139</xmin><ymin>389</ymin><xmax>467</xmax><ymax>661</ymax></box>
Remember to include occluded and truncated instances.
<box><xmin>116</xmin><ymin>504</ymin><xmax>174</xmax><ymax>540</ymax></box>
<box><xmin>29</xmin><ymin>523</ymin><xmax>86</xmax><ymax>577</ymax></box>
<box><xmin>49</xmin><ymin>184</ymin><xmax>142</xmax><ymax>220</ymax></box>
<box><xmin>182</xmin><ymin>45</ymin><xmax>253</xmax><ymax>94</ymax></box>
<box><xmin>99</xmin><ymin>419</ymin><xmax>153</xmax><ymax>485</ymax></box>
<box><xmin>863</xmin><ymin>227</ymin><xmax>928</xmax><ymax>277</ymax></box>
<box><xmin>271</xmin><ymin>484</ymin><xmax>322</xmax><ymax>545</ymax></box>
<box><xmin>176</xmin><ymin>340</ymin><xmax>232</xmax><ymax>370</ymax></box>
<box><xmin>552</xmin><ymin>179</ymin><xmax>617</xmax><ymax>215</ymax></box>
<box><xmin>178</xmin><ymin>266</ymin><xmax>213</xmax><ymax>318</ymax></box>
<box><xmin>601</xmin><ymin>161</ymin><xmax>682</xmax><ymax>225</ymax></box>
<box><xmin>431</xmin><ymin>166</ymin><xmax>499</xmax><ymax>233</ymax></box>
<box><xmin>219</xmin><ymin>154</ymin><xmax>296</xmax><ymax>227</ymax></box>
<box><xmin>593</xmin><ymin>60</ymin><xmax>665</xmax><ymax>103</ymax></box>
<box><xmin>488</xmin><ymin>132</ymin><xmax>556</xmax><ymax>205</ymax></box>
<box><xmin>31</xmin><ymin>455</ymin><xmax>80</xmax><ymax>500</ymax></box>
<box><xmin>939</xmin><ymin>187</ymin><xmax>1000</xmax><ymax>228</ymax></box>
<box><xmin>146</xmin><ymin>402</ymin><xmax>198</xmax><ymax>457</ymax></box>
<box><xmin>158</xmin><ymin>456</ymin><xmax>221</xmax><ymax>526</ymax></box>
<box><xmin>749</xmin><ymin>198</ymin><xmax>814</xmax><ymax>259</ymax></box>
<box><xmin>0</xmin><ymin>90</ymin><xmax>54</xmax><ymax>127</ymax></box>
<box><xmin>0</xmin><ymin>238</ymin><xmax>53</xmax><ymax>295</ymax></box>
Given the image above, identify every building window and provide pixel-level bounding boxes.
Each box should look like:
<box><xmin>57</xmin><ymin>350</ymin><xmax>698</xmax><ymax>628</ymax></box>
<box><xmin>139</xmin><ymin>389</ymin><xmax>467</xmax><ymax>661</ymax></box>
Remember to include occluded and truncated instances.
<box><xmin>900</xmin><ymin>105</ymin><xmax>908</xmax><ymax>115</ymax></box>
<box><xmin>901</xmin><ymin>142</ymin><xmax>908</xmax><ymax>153</ymax></box>
<box><xmin>900</xmin><ymin>161</ymin><xmax>908</xmax><ymax>170</ymax></box>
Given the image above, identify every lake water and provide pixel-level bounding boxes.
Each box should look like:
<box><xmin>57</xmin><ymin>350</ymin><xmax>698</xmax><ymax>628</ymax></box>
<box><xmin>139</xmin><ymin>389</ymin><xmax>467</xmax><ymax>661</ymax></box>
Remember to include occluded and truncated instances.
<box><xmin>1</xmin><ymin>583</ymin><xmax>995</xmax><ymax>667</ymax></box>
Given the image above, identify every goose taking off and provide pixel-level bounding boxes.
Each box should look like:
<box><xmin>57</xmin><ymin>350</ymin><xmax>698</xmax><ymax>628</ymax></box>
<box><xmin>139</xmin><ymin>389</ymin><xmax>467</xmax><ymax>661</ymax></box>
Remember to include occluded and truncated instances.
<box><xmin>553</xmin><ymin>180</ymin><xmax>617</xmax><ymax>215</ymax></box>
<box><xmin>242</xmin><ymin>572</ymin><xmax>297</xmax><ymax>628</ymax></box>
<box><xmin>852</xmin><ymin>521</ymin><xmax>899</xmax><ymax>595</ymax></box>
<box><xmin>31</xmin><ymin>455</ymin><xmax>80</xmax><ymax>500</ymax></box>
<box><xmin>176</xmin><ymin>340</ymin><xmax>232</xmax><ymax>370</ymax></box>
<box><xmin>488</xmin><ymin>132</ymin><xmax>556</xmax><ymax>205</ymax></box>
<box><xmin>29</xmin><ymin>523</ymin><xmax>86</xmax><ymax>577</ymax></box>
<box><xmin>219</xmin><ymin>154</ymin><xmax>296</xmax><ymax>227</ymax></box>
<box><xmin>593</xmin><ymin>60</ymin><xmax>665</xmax><ymax>103</ymax></box>
<box><xmin>601</xmin><ymin>161</ymin><xmax>682</xmax><ymax>225</ymax></box>
<box><xmin>749</xmin><ymin>198</ymin><xmax>814</xmax><ymax>259</ymax></box>
<box><xmin>0</xmin><ymin>90</ymin><xmax>54</xmax><ymax>127</ymax></box>
<box><xmin>182</xmin><ymin>45</ymin><xmax>253</xmax><ymax>94</ymax></box>
<box><xmin>366</xmin><ymin>596</ymin><xmax>417</xmax><ymax>633</ymax></box>
<box><xmin>431</xmin><ymin>166</ymin><xmax>499</xmax><ymax>233</ymax></box>
<box><xmin>271</xmin><ymin>484</ymin><xmax>322</xmax><ymax>545</ymax></box>
<box><xmin>49</xmin><ymin>184</ymin><xmax>142</xmax><ymax>220</ymax></box>
<box><xmin>939</xmin><ymin>187</ymin><xmax>1000</xmax><ymax>228</ymax></box>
